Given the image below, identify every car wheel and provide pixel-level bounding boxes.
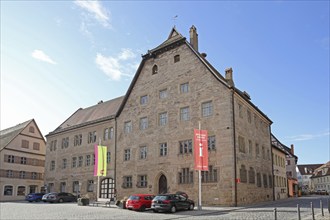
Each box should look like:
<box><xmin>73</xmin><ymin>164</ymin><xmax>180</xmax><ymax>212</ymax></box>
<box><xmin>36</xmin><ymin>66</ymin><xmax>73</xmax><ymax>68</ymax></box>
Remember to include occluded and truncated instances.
<box><xmin>170</xmin><ymin>205</ymin><xmax>176</xmax><ymax>213</ymax></box>
<box><xmin>28</xmin><ymin>201</ymin><xmax>32</xmax><ymax>203</ymax></box>
<box><xmin>153</xmin><ymin>209</ymin><xmax>158</xmax><ymax>213</ymax></box>
<box><xmin>58</xmin><ymin>198</ymin><xmax>64</xmax><ymax>203</ymax></box>
<box><xmin>188</xmin><ymin>204</ymin><xmax>194</xmax><ymax>210</ymax></box>
<box><xmin>139</xmin><ymin>205</ymin><xmax>146</xmax><ymax>212</ymax></box>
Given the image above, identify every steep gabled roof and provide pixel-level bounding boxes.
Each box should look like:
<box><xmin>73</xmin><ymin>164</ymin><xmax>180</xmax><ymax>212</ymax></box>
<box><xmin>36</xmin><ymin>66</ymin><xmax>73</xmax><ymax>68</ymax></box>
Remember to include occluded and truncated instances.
<box><xmin>0</xmin><ymin>119</ymin><xmax>33</xmax><ymax>151</ymax></box>
<box><xmin>271</xmin><ymin>134</ymin><xmax>298</xmax><ymax>159</ymax></box>
<box><xmin>47</xmin><ymin>96</ymin><xmax>124</xmax><ymax>136</ymax></box>
<box><xmin>297</xmin><ymin>164</ymin><xmax>323</xmax><ymax>175</ymax></box>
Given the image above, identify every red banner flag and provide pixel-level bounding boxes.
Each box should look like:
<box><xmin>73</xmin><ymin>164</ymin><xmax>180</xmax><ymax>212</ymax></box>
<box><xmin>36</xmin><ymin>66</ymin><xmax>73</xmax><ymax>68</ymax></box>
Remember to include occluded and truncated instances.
<box><xmin>194</xmin><ymin>129</ymin><xmax>208</xmax><ymax>171</ymax></box>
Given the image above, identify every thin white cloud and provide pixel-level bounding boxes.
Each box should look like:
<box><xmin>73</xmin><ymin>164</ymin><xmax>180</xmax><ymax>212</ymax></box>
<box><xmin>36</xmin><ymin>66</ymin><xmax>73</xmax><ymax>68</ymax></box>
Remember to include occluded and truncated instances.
<box><xmin>95</xmin><ymin>49</ymin><xmax>137</xmax><ymax>81</ymax></box>
<box><xmin>31</xmin><ymin>50</ymin><xmax>56</xmax><ymax>65</ymax></box>
<box><xmin>74</xmin><ymin>0</ymin><xmax>110</xmax><ymax>28</ymax></box>
<box><xmin>285</xmin><ymin>131</ymin><xmax>330</xmax><ymax>141</ymax></box>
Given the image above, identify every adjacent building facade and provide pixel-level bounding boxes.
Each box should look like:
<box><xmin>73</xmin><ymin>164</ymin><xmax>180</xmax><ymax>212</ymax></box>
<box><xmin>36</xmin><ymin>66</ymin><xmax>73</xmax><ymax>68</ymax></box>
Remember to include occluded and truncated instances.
<box><xmin>297</xmin><ymin>164</ymin><xmax>322</xmax><ymax>194</ymax></box>
<box><xmin>0</xmin><ymin>119</ymin><xmax>46</xmax><ymax>201</ymax></box>
<box><xmin>310</xmin><ymin>161</ymin><xmax>330</xmax><ymax>193</ymax></box>
<box><xmin>45</xmin><ymin>26</ymin><xmax>274</xmax><ymax>206</ymax></box>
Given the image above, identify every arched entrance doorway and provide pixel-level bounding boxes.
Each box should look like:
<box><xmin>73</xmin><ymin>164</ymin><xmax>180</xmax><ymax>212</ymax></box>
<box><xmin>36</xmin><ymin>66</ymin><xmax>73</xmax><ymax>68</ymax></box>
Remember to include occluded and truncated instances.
<box><xmin>158</xmin><ymin>174</ymin><xmax>167</xmax><ymax>194</ymax></box>
<box><xmin>100</xmin><ymin>178</ymin><xmax>115</xmax><ymax>199</ymax></box>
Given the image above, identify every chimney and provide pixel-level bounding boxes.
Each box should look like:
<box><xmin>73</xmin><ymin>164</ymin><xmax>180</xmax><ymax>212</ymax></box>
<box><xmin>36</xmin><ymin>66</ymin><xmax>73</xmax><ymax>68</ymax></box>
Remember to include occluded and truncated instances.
<box><xmin>225</xmin><ymin>67</ymin><xmax>234</xmax><ymax>87</ymax></box>
<box><xmin>290</xmin><ymin>144</ymin><xmax>294</xmax><ymax>155</ymax></box>
<box><xmin>189</xmin><ymin>25</ymin><xmax>198</xmax><ymax>51</ymax></box>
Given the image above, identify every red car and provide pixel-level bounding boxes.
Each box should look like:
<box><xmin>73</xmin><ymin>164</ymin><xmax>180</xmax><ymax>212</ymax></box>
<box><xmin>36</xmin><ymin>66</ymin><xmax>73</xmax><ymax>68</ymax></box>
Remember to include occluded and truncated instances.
<box><xmin>126</xmin><ymin>194</ymin><xmax>155</xmax><ymax>211</ymax></box>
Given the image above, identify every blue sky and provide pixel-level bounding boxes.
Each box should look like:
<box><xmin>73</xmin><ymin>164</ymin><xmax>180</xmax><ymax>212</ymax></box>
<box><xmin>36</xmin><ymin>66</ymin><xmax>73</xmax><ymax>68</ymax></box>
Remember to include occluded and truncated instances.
<box><xmin>1</xmin><ymin>1</ymin><xmax>329</xmax><ymax>165</ymax></box>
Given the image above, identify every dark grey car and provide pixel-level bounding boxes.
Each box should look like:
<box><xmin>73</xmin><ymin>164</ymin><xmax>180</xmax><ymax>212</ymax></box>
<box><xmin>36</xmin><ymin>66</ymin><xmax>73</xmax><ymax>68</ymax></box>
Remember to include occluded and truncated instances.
<box><xmin>43</xmin><ymin>192</ymin><xmax>77</xmax><ymax>203</ymax></box>
<box><xmin>151</xmin><ymin>194</ymin><xmax>194</xmax><ymax>213</ymax></box>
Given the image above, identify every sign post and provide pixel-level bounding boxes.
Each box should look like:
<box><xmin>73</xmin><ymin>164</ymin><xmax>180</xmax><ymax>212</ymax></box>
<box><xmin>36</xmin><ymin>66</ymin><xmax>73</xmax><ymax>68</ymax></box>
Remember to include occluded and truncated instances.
<box><xmin>194</xmin><ymin>122</ymin><xmax>208</xmax><ymax>211</ymax></box>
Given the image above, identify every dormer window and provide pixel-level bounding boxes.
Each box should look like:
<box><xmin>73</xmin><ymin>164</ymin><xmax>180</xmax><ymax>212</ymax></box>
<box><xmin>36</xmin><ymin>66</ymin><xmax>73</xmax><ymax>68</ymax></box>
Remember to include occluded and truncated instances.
<box><xmin>152</xmin><ymin>65</ymin><xmax>158</xmax><ymax>75</ymax></box>
<box><xmin>174</xmin><ymin>55</ymin><xmax>180</xmax><ymax>63</ymax></box>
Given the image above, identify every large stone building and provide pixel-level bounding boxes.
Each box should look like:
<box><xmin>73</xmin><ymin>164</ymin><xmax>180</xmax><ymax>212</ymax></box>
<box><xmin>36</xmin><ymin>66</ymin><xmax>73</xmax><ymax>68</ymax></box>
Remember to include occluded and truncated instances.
<box><xmin>310</xmin><ymin>161</ymin><xmax>330</xmax><ymax>193</ymax></box>
<box><xmin>45</xmin><ymin>26</ymin><xmax>274</xmax><ymax>206</ymax></box>
<box><xmin>0</xmin><ymin>119</ymin><xmax>46</xmax><ymax>201</ymax></box>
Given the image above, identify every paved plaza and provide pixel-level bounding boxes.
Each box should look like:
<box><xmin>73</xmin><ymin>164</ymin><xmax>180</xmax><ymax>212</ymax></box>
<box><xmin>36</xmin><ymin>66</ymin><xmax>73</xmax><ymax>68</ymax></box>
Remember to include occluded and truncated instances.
<box><xmin>0</xmin><ymin>195</ymin><xmax>329</xmax><ymax>220</ymax></box>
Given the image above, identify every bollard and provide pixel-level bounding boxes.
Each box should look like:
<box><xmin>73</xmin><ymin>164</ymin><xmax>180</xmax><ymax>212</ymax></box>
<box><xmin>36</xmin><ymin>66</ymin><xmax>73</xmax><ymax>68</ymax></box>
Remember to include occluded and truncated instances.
<box><xmin>311</xmin><ymin>202</ymin><xmax>315</xmax><ymax>220</ymax></box>
<box><xmin>297</xmin><ymin>204</ymin><xmax>301</xmax><ymax>220</ymax></box>
<box><xmin>274</xmin><ymin>208</ymin><xmax>277</xmax><ymax>220</ymax></box>
<box><xmin>320</xmin><ymin>200</ymin><xmax>324</xmax><ymax>216</ymax></box>
<box><xmin>328</xmin><ymin>197</ymin><xmax>330</xmax><ymax>213</ymax></box>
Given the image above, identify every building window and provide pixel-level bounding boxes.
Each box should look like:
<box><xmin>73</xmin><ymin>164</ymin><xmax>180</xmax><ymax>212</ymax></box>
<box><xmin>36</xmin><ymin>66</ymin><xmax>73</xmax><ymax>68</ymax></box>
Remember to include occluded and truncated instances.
<box><xmin>262</xmin><ymin>146</ymin><xmax>265</xmax><ymax>159</ymax></box>
<box><xmin>269</xmin><ymin>175</ymin><xmax>273</xmax><ymax>188</ymax></box>
<box><xmin>72</xmin><ymin>157</ymin><xmax>77</xmax><ymax>168</ymax></box>
<box><xmin>140</xmin><ymin>95</ymin><xmax>148</xmax><ymax>105</ymax></box>
<box><xmin>174</xmin><ymin>54</ymin><xmax>180</xmax><ymax>63</ymax></box>
<box><xmin>137</xmin><ymin>175</ymin><xmax>147</xmax><ymax>188</ymax></box>
<box><xmin>240</xmin><ymin>165</ymin><xmax>247</xmax><ymax>183</ymax></box>
<box><xmin>257</xmin><ymin>173</ymin><xmax>262</xmax><ymax>187</ymax></box>
<box><xmin>202</xmin><ymin>101</ymin><xmax>213</xmax><ymax>117</ymax></box>
<box><xmin>238</xmin><ymin>103</ymin><xmax>243</xmax><ymax>118</ymax></box>
<box><xmin>123</xmin><ymin>176</ymin><xmax>132</xmax><ymax>188</ymax></box>
<box><xmin>50</xmin><ymin>161</ymin><xmax>55</xmax><ymax>171</ymax></box>
<box><xmin>201</xmin><ymin>166</ymin><xmax>218</xmax><ymax>183</ymax></box>
<box><xmin>179</xmin><ymin>168</ymin><xmax>193</xmax><ymax>184</ymax></box>
<box><xmin>87</xmin><ymin>180</ymin><xmax>94</xmax><ymax>192</ymax></box>
<box><xmin>19</xmin><ymin>171</ymin><xmax>26</xmax><ymax>179</ymax></box>
<box><xmin>73</xmin><ymin>181</ymin><xmax>79</xmax><ymax>194</ymax></box>
<box><xmin>287</xmin><ymin>160</ymin><xmax>291</xmax><ymax>165</ymax></box>
<box><xmin>7</xmin><ymin>155</ymin><xmax>14</xmax><ymax>163</ymax></box>
<box><xmin>22</xmin><ymin>140</ymin><xmax>29</xmax><ymax>148</ymax></box>
<box><xmin>152</xmin><ymin>65</ymin><xmax>158</xmax><ymax>75</ymax></box>
<box><xmin>17</xmin><ymin>186</ymin><xmax>26</xmax><ymax>196</ymax></box>
<box><xmin>124</xmin><ymin>121</ymin><xmax>132</xmax><ymax>133</ymax></box>
<box><xmin>248</xmin><ymin>167</ymin><xmax>255</xmax><ymax>184</ymax></box>
<box><xmin>21</xmin><ymin>157</ymin><xmax>27</xmax><ymax>164</ymax></box>
<box><xmin>109</xmin><ymin>127</ymin><xmax>114</xmax><ymax>139</ymax></box>
<box><xmin>238</xmin><ymin>136</ymin><xmax>245</xmax><ymax>153</ymax></box>
<box><xmin>50</xmin><ymin>140</ymin><xmax>57</xmax><ymax>151</ymax></box>
<box><xmin>33</xmin><ymin>142</ymin><xmax>40</xmax><ymax>150</ymax></box>
<box><xmin>4</xmin><ymin>185</ymin><xmax>13</xmax><ymax>196</ymax></box>
<box><xmin>180</xmin><ymin>82</ymin><xmax>189</xmax><ymax>93</ymax></box>
<box><xmin>62</xmin><ymin>159</ymin><xmax>67</xmax><ymax>169</ymax></box>
<box><xmin>124</xmin><ymin>149</ymin><xmax>131</xmax><ymax>161</ymax></box>
<box><xmin>159</xmin><ymin>112</ymin><xmax>168</xmax><ymax>126</ymax></box>
<box><xmin>88</xmin><ymin>131</ymin><xmax>96</xmax><ymax>144</ymax></box>
<box><xmin>106</xmin><ymin>152</ymin><xmax>111</xmax><ymax>163</ymax></box>
<box><xmin>74</xmin><ymin>134</ymin><xmax>82</xmax><ymax>146</ymax></box>
<box><xmin>248</xmin><ymin>140</ymin><xmax>253</xmax><ymax>156</ymax></box>
<box><xmin>140</xmin><ymin>117</ymin><xmax>148</xmax><ymax>130</ymax></box>
<box><xmin>61</xmin><ymin>137</ymin><xmax>69</xmax><ymax>148</ymax></box>
<box><xmin>48</xmin><ymin>183</ymin><xmax>54</xmax><ymax>192</ymax></box>
<box><xmin>208</xmin><ymin>136</ymin><xmax>216</xmax><ymax>151</ymax></box>
<box><xmin>160</xmin><ymin>143</ymin><xmax>167</xmax><ymax>156</ymax></box>
<box><xmin>263</xmin><ymin>174</ymin><xmax>268</xmax><ymax>188</ymax></box>
<box><xmin>93</xmin><ymin>154</ymin><xmax>95</xmax><ymax>165</ymax></box>
<box><xmin>159</xmin><ymin>89</ymin><xmax>168</xmax><ymax>99</ymax></box>
<box><xmin>255</xmin><ymin>143</ymin><xmax>260</xmax><ymax>157</ymax></box>
<box><xmin>59</xmin><ymin>182</ymin><xmax>66</xmax><ymax>192</ymax></box>
<box><xmin>247</xmin><ymin>110</ymin><xmax>252</xmax><ymax>123</ymax></box>
<box><xmin>6</xmin><ymin>170</ymin><xmax>13</xmax><ymax>178</ymax></box>
<box><xmin>179</xmin><ymin>139</ymin><xmax>192</xmax><ymax>154</ymax></box>
<box><xmin>139</xmin><ymin>146</ymin><xmax>147</xmax><ymax>159</ymax></box>
<box><xmin>180</xmin><ymin>107</ymin><xmax>190</xmax><ymax>121</ymax></box>
<box><xmin>104</xmin><ymin>128</ymin><xmax>109</xmax><ymax>140</ymax></box>
<box><xmin>29</xmin><ymin>126</ymin><xmax>35</xmax><ymax>133</ymax></box>
<box><xmin>86</xmin><ymin>155</ymin><xmax>91</xmax><ymax>166</ymax></box>
<box><xmin>78</xmin><ymin>156</ymin><xmax>83</xmax><ymax>167</ymax></box>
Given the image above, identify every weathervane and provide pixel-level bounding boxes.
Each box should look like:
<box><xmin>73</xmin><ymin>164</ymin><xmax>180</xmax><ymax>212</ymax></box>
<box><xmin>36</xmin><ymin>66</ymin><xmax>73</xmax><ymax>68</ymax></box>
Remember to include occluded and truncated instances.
<box><xmin>173</xmin><ymin>15</ymin><xmax>178</xmax><ymax>27</ymax></box>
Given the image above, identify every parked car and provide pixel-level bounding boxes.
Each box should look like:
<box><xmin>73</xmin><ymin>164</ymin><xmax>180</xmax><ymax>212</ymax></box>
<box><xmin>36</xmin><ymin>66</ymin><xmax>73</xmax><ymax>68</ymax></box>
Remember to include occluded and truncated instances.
<box><xmin>151</xmin><ymin>193</ymin><xmax>194</xmax><ymax>213</ymax></box>
<box><xmin>25</xmin><ymin>193</ymin><xmax>45</xmax><ymax>202</ymax></box>
<box><xmin>42</xmin><ymin>193</ymin><xmax>52</xmax><ymax>202</ymax></box>
<box><xmin>126</xmin><ymin>194</ymin><xmax>155</xmax><ymax>211</ymax></box>
<box><xmin>42</xmin><ymin>192</ymin><xmax>77</xmax><ymax>203</ymax></box>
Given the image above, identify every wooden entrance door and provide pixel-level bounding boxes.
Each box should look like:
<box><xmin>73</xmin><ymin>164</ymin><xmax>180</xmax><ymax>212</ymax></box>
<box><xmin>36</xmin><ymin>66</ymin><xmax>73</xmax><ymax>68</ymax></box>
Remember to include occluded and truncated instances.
<box><xmin>158</xmin><ymin>174</ymin><xmax>167</xmax><ymax>194</ymax></box>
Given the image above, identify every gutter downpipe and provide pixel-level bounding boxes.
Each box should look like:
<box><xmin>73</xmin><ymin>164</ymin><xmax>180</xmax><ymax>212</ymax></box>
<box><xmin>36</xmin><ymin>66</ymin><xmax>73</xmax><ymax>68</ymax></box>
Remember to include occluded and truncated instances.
<box><xmin>114</xmin><ymin>117</ymin><xmax>117</xmax><ymax>197</ymax></box>
<box><xmin>231</xmin><ymin>87</ymin><xmax>237</xmax><ymax>207</ymax></box>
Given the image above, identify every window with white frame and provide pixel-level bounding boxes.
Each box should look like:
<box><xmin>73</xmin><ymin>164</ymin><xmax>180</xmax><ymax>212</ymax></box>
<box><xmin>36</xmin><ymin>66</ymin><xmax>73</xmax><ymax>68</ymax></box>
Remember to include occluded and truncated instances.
<box><xmin>88</xmin><ymin>131</ymin><xmax>96</xmax><ymax>143</ymax></box>
<box><xmin>62</xmin><ymin>158</ymin><xmax>67</xmax><ymax>169</ymax></box>
<box><xmin>123</xmin><ymin>176</ymin><xmax>132</xmax><ymax>188</ymax></box>
<box><xmin>19</xmin><ymin>171</ymin><xmax>26</xmax><ymax>179</ymax></box>
<box><xmin>7</xmin><ymin>155</ymin><xmax>14</xmax><ymax>163</ymax></box>
<box><xmin>21</xmin><ymin>157</ymin><xmax>27</xmax><ymax>164</ymax></box>
<box><xmin>140</xmin><ymin>117</ymin><xmax>148</xmax><ymax>130</ymax></box>
<box><xmin>72</xmin><ymin>157</ymin><xmax>77</xmax><ymax>168</ymax></box>
<box><xmin>159</xmin><ymin>89</ymin><xmax>168</xmax><ymax>99</ymax></box>
<box><xmin>138</xmin><ymin>175</ymin><xmax>147</xmax><ymax>187</ymax></box>
<box><xmin>50</xmin><ymin>161</ymin><xmax>55</xmax><ymax>171</ymax></box>
<box><xmin>202</xmin><ymin>101</ymin><xmax>213</xmax><ymax>117</ymax></box>
<box><xmin>180</xmin><ymin>82</ymin><xmax>189</xmax><ymax>93</ymax></box>
<box><xmin>140</xmin><ymin>146</ymin><xmax>147</xmax><ymax>159</ymax></box>
<box><xmin>87</xmin><ymin>180</ymin><xmax>94</xmax><ymax>192</ymax></box>
<box><xmin>140</xmin><ymin>95</ymin><xmax>148</xmax><ymax>105</ymax></box>
<box><xmin>86</xmin><ymin>155</ymin><xmax>91</xmax><ymax>166</ymax></box>
<box><xmin>78</xmin><ymin>156</ymin><xmax>83</xmax><ymax>167</ymax></box>
<box><xmin>160</xmin><ymin>143</ymin><xmax>167</xmax><ymax>156</ymax></box>
<box><xmin>107</xmin><ymin>152</ymin><xmax>111</xmax><ymax>163</ymax></box>
<box><xmin>124</xmin><ymin>149</ymin><xmax>131</xmax><ymax>161</ymax></box>
<box><xmin>124</xmin><ymin>121</ymin><xmax>132</xmax><ymax>133</ymax></box>
<box><xmin>73</xmin><ymin>181</ymin><xmax>79</xmax><ymax>193</ymax></box>
<box><xmin>159</xmin><ymin>112</ymin><xmax>168</xmax><ymax>126</ymax></box>
<box><xmin>6</xmin><ymin>170</ymin><xmax>13</xmax><ymax>178</ymax></box>
<box><xmin>180</xmin><ymin>107</ymin><xmax>190</xmax><ymax>121</ymax></box>
<box><xmin>31</xmin><ymin>172</ymin><xmax>37</xmax><ymax>179</ymax></box>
